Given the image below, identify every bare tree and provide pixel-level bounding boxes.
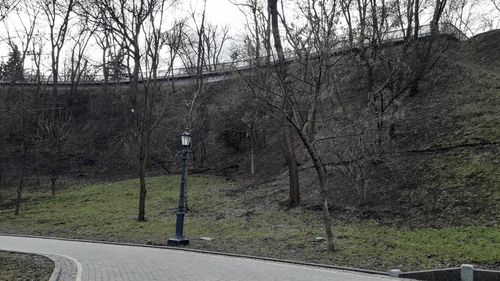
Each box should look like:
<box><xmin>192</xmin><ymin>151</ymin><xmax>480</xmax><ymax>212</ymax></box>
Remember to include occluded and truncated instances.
<box><xmin>231</xmin><ymin>0</ymin><xmax>274</xmax><ymax>179</ymax></box>
<box><xmin>266</xmin><ymin>0</ymin><xmax>301</xmax><ymax>208</ymax></box>
<box><xmin>164</xmin><ymin>20</ymin><xmax>186</xmax><ymax>91</ymax></box>
<box><xmin>136</xmin><ymin>0</ymin><xmax>179</xmax><ymax>221</ymax></box>
<box><xmin>83</xmin><ymin>0</ymin><xmax>160</xmax><ymax>92</ymax></box>
<box><xmin>80</xmin><ymin>0</ymin><xmax>177</xmax><ymax>221</ymax></box>
<box><xmin>13</xmin><ymin>92</ymin><xmax>32</xmax><ymax>215</ymax></box>
<box><xmin>39</xmin><ymin>0</ymin><xmax>76</xmax><ymax>97</ymax></box>
<box><xmin>34</xmin><ymin>112</ymin><xmax>71</xmax><ymax>196</ymax></box>
<box><xmin>1</xmin><ymin>2</ymin><xmax>41</xmax><ymax>212</ymax></box>
<box><xmin>203</xmin><ymin>23</ymin><xmax>230</xmax><ymax>71</ymax></box>
<box><xmin>2</xmin><ymin>0</ymin><xmax>40</xmax><ymax>82</ymax></box>
<box><xmin>232</xmin><ymin>0</ymin><xmax>263</xmax><ymax>63</ymax></box>
<box><xmin>0</xmin><ymin>0</ymin><xmax>21</xmax><ymax>21</ymax></box>
<box><xmin>93</xmin><ymin>14</ymin><xmax>115</xmax><ymax>91</ymax></box>
<box><xmin>431</xmin><ymin>0</ymin><xmax>448</xmax><ymax>35</ymax></box>
<box><xmin>443</xmin><ymin>0</ymin><xmax>477</xmax><ymax>35</ymax></box>
<box><xmin>67</xmin><ymin>18</ymin><xmax>96</xmax><ymax>114</ymax></box>
<box><xmin>178</xmin><ymin>1</ymin><xmax>210</xmax><ymax>210</ymax></box>
<box><xmin>493</xmin><ymin>0</ymin><xmax>500</xmax><ymax>12</ymax></box>
<box><xmin>239</xmin><ymin>0</ymin><xmax>341</xmax><ymax>250</ymax></box>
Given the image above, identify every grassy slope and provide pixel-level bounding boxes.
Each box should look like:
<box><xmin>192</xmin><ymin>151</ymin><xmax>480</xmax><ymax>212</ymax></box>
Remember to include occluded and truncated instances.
<box><xmin>0</xmin><ymin>32</ymin><xmax>499</xmax><ymax>273</ymax></box>
<box><xmin>345</xmin><ymin>31</ymin><xmax>500</xmax><ymax>227</ymax></box>
<box><xmin>1</xmin><ymin>175</ymin><xmax>498</xmax><ymax>271</ymax></box>
<box><xmin>416</xmin><ymin>32</ymin><xmax>500</xmax><ymax>225</ymax></box>
<box><xmin>0</xmin><ymin>251</ymin><xmax>53</xmax><ymax>281</ymax></box>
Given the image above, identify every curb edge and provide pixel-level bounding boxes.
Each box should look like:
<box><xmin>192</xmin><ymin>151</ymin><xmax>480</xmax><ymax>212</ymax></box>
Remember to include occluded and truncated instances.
<box><xmin>46</xmin><ymin>258</ymin><xmax>61</xmax><ymax>281</ymax></box>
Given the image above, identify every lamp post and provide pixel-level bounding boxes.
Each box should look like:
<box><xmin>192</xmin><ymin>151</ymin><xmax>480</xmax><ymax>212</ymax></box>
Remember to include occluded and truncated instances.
<box><xmin>167</xmin><ymin>131</ymin><xmax>191</xmax><ymax>246</ymax></box>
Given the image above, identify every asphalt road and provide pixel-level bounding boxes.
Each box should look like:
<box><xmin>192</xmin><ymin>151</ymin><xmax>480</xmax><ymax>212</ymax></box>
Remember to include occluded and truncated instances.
<box><xmin>0</xmin><ymin>236</ymin><xmax>405</xmax><ymax>281</ymax></box>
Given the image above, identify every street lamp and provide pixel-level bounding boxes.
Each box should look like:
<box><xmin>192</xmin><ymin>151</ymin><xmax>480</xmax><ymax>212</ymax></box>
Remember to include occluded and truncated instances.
<box><xmin>167</xmin><ymin>131</ymin><xmax>191</xmax><ymax>246</ymax></box>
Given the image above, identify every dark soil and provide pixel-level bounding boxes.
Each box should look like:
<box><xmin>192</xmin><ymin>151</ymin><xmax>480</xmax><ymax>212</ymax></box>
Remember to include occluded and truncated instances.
<box><xmin>0</xmin><ymin>251</ymin><xmax>54</xmax><ymax>281</ymax></box>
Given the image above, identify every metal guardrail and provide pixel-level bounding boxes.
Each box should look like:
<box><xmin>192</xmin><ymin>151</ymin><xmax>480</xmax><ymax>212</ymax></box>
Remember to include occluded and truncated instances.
<box><xmin>0</xmin><ymin>23</ymin><xmax>467</xmax><ymax>86</ymax></box>
<box><xmin>389</xmin><ymin>264</ymin><xmax>500</xmax><ymax>281</ymax></box>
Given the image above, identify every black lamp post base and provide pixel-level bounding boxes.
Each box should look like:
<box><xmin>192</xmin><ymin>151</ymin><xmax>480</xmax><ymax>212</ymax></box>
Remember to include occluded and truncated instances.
<box><xmin>167</xmin><ymin>237</ymin><xmax>189</xmax><ymax>246</ymax></box>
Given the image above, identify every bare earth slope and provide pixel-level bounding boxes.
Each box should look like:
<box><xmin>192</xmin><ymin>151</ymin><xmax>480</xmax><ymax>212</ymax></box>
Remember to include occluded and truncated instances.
<box><xmin>250</xmin><ymin>30</ymin><xmax>500</xmax><ymax>228</ymax></box>
<box><xmin>373</xmin><ymin>29</ymin><xmax>500</xmax><ymax>226</ymax></box>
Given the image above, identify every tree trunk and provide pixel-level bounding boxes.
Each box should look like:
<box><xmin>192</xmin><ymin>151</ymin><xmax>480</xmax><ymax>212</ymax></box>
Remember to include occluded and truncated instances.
<box><xmin>297</xmin><ymin>131</ymin><xmax>335</xmax><ymax>251</ymax></box>
<box><xmin>414</xmin><ymin>0</ymin><xmax>420</xmax><ymax>38</ymax></box>
<box><xmin>129</xmin><ymin>44</ymin><xmax>140</xmax><ymax>123</ymax></box>
<box><xmin>268</xmin><ymin>0</ymin><xmax>285</xmax><ymax>62</ymax></box>
<box><xmin>283</xmin><ymin>126</ymin><xmax>300</xmax><ymax>206</ymax></box>
<box><xmin>250</xmin><ymin>145</ymin><xmax>255</xmax><ymax>175</ymax></box>
<box><xmin>137</xmin><ymin>85</ymin><xmax>150</xmax><ymax>221</ymax></box>
<box><xmin>50</xmin><ymin>174</ymin><xmax>57</xmax><ymax>196</ymax></box>
<box><xmin>102</xmin><ymin>46</ymin><xmax>109</xmax><ymax>94</ymax></box>
<box><xmin>269</xmin><ymin>0</ymin><xmax>301</xmax><ymax>206</ymax></box>
<box><xmin>252</xmin><ymin>5</ymin><xmax>260</xmax><ymax>67</ymax></box>
<box><xmin>50</xmin><ymin>66</ymin><xmax>59</xmax><ymax>122</ymax></box>
<box><xmin>431</xmin><ymin>0</ymin><xmax>446</xmax><ymax>36</ymax></box>
<box><xmin>411</xmin><ymin>0</ymin><xmax>445</xmax><ymax>97</ymax></box>
<box><xmin>137</xmin><ymin>127</ymin><xmax>148</xmax><ymax>221</ymax></box>
<box><xmin>138</xmin><ymin>163</ymin><xmax>147</xmax><ymax>221</ymax></box>
<box><xmin>52</xmin><ymin>59</ymin><xmax>58</xmax><ymax>97</ymax></box>
<box><xmin>15</xmin><ymin>145</ymin><xmax>28</xmax><ymax>216</ymax></box>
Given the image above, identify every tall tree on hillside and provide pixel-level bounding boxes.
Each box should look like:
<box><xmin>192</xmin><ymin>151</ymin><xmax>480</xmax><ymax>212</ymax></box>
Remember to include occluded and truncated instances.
<box><xmin>81</xmin><ymin>0</ymin><xmax>180</xmax><ymax>221</ymax></box>
<box><xmin>137</xmin><ymin>0</ymin><xmax>180</xmax><ymax>221</ymax></box>
<box><xmin>0</xmin><ymin>45</ymin><xmax>23</xmax><ymax>82</ymax></box>
<box><xmin>79</xmin><ymin>0</ymin><xmax>159</xmax><ymax>141</ymax></box>
<box><xmin>267</xmin><ymin>0</ymin><xmax>301</xmax><ymax>207</ymax></box>
<box><xmin>232</xmin><ymin>0</ymin><xmax>272</xmax><ymax>176</ymax></box>
<box><xmin>34</xmin><ymin>112</ymin><xmax>72</xmax><ymax>196</ymax></box>
<box><xmin>443</xmin><ymin>0</ymin><xmax>479</xmax><ymax>35</ymax></box>
<box><xmin>164</xmin><ymin>20</ymin><xmax>186</xmax><ymax>91</ymax></box>
<box><xmin>106</xmin><ymin>50</ymin><xmax>129</xmax><ymax>82</ymax></box>
<box><xmin>67</xmin><ymin>18</ymin><xmax>96</xmax><ymax>114</ymax></box>
<box><xmin>431</xmin><ymin>0</ymin><xmax>448</xmax><ymax>35</ymax></box>
<box><xmin>13</xmin><ymin>85</ymin><xmax>35</xmax><ymax>215</ymax></box>
<box><xmin>2</xmin><ymin>14</ymin><xmax>41</xmax><ymax>211</ymax></box>
<box><xmin>82</xmin><ymin>0</ymin><xmax>160</xmax><ymax>93</ymax></box>
<box><xmin>241</xmin><ymin>0</ymin><xmax>339</xmax><ymax>250</ymax></box>
<box><xmin>177</xmin><ymin>1</ymin><xmax>209</xmax><ymax>210</ymax></box>
<box><xmin>203</xmin><ymin>23</ymin><xmax>230</xmax><ymax>71</ymax></box>
<box><xmin>92</xmin><ymin>11</ymin><xmax>117</xmax><ymax>92</ymax></box>
<box><xmin>40</xmin><ymin>0</ymin><xmax>76</xmax><ymax>96</ymax></box>
<box><xmin>3</xmin><ymin>0</ymin><xmax>40</xmax><ymax>82</ymax></box>
<box><xmin>409</xmin><ymin>0</ymin><xmax>448</xmax><ymax>96</ymax></box>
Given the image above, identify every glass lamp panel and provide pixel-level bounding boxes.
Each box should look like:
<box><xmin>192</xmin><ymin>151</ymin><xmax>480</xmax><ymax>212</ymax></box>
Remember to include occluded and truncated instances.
<box><xmin>181</xmin><ymin>132</ymin><xmax>191</xmax><ymax>146</ymax></box>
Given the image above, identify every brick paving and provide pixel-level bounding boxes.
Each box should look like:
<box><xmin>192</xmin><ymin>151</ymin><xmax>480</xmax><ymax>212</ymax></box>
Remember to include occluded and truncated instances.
<box><xmin>45</xmin><ymin>254</ymin><xmax>79</xmax><ymax>280</ymax></box>
<box><xmin>0</xmin><ymin>236</ymin><xmax>405</xmax><ymax>281</ymax></box>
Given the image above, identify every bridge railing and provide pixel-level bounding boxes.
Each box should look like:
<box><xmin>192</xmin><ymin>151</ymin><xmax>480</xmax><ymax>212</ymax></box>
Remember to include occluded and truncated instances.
<box><xmin>1</xmin><ymin>23</ymin><xmax>467</xmax><ymax>85</ymax></box>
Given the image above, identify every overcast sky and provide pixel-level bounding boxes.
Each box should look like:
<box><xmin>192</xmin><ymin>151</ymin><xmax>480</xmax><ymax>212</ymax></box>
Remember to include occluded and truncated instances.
<box><xmin>0</xmin><ymin>0</ymin><xmax>498</xmax><ymax>74</ymax></box>
<box><xmin>0</xmin><ymin>0</ymin><xmax>248</xmax><ymax>73</ymax></box>
<box><xmin>205</xmin><ymin>0</ymin><xmax>244</xmax><ymax>29</ymax></box>
<box><xmin>0</xmin><ymin>1</ymin><xmax>244</xmax><ymax>51</ymax></box>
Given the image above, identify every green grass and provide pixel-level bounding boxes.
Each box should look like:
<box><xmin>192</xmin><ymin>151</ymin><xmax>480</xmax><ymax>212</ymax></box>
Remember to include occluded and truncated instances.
<box><xmin>456</xmin><ymin>62</ymin><xmax>500</xmax><ymax>144</ymax></box>
<box><xmin>0</xmin><ymin>175</ymin><xmax>499</xmax><ymax>271</ymax></box>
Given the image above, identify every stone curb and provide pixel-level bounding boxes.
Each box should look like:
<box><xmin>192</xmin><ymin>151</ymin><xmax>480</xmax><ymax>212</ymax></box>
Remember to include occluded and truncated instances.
<box><xmin>1</xmin><ymin>233</ymin><xmax>389</xmax><ymax>277</ymax></box>
<box><xmin>46</xmin><ymin>257</ymin><xmax>62</xmax><ymax>281</ymax></box>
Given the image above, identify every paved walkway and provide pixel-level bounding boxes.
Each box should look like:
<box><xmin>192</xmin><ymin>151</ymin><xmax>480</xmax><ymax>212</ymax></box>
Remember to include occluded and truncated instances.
<box><xmin>0</xmin><ymin>236</ymin><xmax>405</xmax><ymax>281</ymax></box>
